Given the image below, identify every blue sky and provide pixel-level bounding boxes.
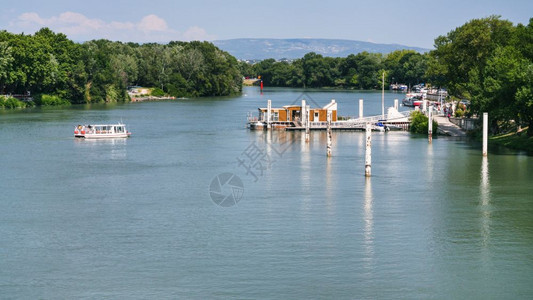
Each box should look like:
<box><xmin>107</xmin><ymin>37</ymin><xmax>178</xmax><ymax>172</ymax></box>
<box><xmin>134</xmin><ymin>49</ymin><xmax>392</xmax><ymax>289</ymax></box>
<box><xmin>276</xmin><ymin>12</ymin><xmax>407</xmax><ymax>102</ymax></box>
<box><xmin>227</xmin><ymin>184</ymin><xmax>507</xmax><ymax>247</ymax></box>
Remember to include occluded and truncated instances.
<box><xmin>1</xmin><ymin>0</ymin><xmax>531</xmax><ymax>48</ymax></box>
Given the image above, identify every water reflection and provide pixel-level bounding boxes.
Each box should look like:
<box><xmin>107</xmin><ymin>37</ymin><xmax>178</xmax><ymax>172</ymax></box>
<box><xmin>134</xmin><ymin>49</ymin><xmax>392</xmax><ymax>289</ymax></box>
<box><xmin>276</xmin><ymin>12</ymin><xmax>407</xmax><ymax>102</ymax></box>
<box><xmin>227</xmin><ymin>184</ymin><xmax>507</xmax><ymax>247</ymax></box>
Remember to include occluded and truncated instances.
<box><xmin>265</xmin><ymin>129</ymin><xmax>272</xmax><ymax>164</ymax></box>
<box><xmin>300</xmin><ymin>131</ymin><xmax>311</xmax><ymax>192</ymax></box>
<box><xmin>74</xmin><ymin>137</ymin><xmax>128</xmax><ymax>146</ymax></box>
<box><xmin>364</xmin><ymin>177</ymin><xmax>374</xmax><ymax>263</ymax></box>
<box><xmin>74</xmin><ymin>138</ymin><xmax>128</xmax><ymax>160</ymax></box>
<box><xmin>426</xmin><ymin>142</ymin><xmax>434</xmax><ymax>182</ymax></box>
<box><xmin>480</xmin><ymin>156</ymin><xmax>491</xmax><ymax>248</ymax></box>
<box><xmin>325</xmin><ymin>155</ymin><xmax>335</xmax><ymax>214</ymax></box>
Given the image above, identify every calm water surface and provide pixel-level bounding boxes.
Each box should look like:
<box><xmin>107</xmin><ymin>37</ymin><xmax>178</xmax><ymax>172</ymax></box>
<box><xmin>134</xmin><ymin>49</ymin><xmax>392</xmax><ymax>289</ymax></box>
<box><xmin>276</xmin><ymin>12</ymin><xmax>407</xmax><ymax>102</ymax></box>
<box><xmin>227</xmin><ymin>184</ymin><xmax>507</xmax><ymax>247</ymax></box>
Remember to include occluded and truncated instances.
<box><xmin>1</xmin><ymin>87</ymin><xmax>532</xmax><ymax>299</ymax></box>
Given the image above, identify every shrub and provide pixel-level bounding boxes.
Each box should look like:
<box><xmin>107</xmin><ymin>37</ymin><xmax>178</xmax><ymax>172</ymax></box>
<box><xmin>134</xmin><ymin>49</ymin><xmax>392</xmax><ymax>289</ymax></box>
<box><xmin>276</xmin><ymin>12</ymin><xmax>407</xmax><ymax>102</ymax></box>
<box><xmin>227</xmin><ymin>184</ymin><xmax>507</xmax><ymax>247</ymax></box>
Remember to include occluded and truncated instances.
<box><xmin>0</xmin><ymin>96</ymin><xmax>28</xmax><ymax>109</ymax></box>
<box><xmin>151</xmin><ymin>87</ymin><xmax>166</xmax><ymax>97</ymax></box>
<box><xmin>105</xmin><ymin>85</ymin><xmax>118</xmax><ymax>102</ymax></box>
<box><xmin>410</xmin><ymin>110</ymin><xmax>438</xmax><ymax>135</ymax></box>
<box><xmin>37</xmin><ymin>94</ymin><xmax>71</xmax><ymax>106</ymax></box>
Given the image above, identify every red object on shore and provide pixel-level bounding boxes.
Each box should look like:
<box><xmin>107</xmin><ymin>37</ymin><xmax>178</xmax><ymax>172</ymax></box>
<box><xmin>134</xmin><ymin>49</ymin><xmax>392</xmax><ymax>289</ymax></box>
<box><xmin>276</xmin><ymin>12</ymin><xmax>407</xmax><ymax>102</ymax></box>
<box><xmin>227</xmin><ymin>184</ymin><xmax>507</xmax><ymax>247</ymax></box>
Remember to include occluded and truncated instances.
<box><xmin>260</xmin><ymin>80</ymin><xmax>263</xmax><ymax>91</ymax></box>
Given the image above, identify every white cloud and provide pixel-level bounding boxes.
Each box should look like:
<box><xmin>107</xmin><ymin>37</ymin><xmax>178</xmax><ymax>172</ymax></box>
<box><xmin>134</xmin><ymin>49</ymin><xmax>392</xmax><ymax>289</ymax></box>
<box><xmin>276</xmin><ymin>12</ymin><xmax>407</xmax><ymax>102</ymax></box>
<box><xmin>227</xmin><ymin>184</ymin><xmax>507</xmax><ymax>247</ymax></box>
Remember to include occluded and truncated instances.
<box><xmin>183</xmin><ymin>26</ymin><xmax>216</xmax><ymax>41</ymax></box>
<box><xmin>17</xmin><ymin>12</ymin><xmax>47</xmax><ymax>26</ymax></box>
<box><xmin>137</xmin><ymin>14</ymin><xmax>168</xmax><ymax>32</ymax></box>
<box><xmin>8</xmin><ymin>11</ymin><xmax>215</xmax><ymax>42</ymax></box>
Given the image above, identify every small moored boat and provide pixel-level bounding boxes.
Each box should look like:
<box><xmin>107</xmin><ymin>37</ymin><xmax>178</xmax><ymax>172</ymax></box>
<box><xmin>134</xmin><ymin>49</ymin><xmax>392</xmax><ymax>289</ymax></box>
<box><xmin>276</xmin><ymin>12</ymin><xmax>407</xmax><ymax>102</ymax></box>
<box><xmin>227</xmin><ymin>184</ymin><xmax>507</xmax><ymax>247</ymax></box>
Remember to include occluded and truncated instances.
<box><xmin>74</xmin><ymin>124</ymin><xmax>131</xmax><ymax>139</ymax></box>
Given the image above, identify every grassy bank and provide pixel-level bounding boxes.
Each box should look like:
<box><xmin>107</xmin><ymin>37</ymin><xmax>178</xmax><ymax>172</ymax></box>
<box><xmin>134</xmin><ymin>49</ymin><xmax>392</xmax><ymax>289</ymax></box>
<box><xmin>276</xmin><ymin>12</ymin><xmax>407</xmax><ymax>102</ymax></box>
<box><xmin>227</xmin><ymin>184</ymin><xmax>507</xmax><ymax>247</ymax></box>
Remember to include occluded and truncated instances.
<box><xmin>490</xmin><ymin>128</ymin><xmax>533</xmax><ymax>152</ymax></box>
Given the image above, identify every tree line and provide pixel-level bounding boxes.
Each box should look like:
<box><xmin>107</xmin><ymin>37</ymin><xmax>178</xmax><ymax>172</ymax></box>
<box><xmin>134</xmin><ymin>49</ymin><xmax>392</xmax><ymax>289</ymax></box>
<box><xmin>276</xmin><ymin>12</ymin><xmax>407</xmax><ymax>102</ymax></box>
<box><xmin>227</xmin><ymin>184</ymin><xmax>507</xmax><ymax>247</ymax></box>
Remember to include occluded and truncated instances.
<box><xmin>0</xmin><ymin>28</ymin><xmax>242</xmax><ymax>105</ymax></box>
<box><xmin>239</xmin><ymin>50</ymin><xmax>428</xmax><ymax>89</ymax></box>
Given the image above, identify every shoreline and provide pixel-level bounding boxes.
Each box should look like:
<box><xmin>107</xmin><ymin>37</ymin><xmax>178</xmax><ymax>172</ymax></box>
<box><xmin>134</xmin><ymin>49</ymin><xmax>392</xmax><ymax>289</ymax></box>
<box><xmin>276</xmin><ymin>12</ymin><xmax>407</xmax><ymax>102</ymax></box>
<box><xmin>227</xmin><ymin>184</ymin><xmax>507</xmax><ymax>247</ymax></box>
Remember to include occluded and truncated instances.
<box><xmin>130</xmin><ymin>96</ymin><xmax>177</xmax><ymax>102</ymax></box>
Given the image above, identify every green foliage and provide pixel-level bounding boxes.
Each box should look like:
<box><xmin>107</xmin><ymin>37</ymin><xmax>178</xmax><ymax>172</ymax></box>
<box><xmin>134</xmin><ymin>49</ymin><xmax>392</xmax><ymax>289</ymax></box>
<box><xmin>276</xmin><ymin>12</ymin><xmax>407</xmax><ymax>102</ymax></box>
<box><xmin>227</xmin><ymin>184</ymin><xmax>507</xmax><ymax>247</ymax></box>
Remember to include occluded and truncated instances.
<box><xmin>105</xmin><ymin>85</ymin><xmax>119</xmax><ymax>102</ymax></box>
<box><xmin>37</xmin><ymin>94</ymin><xmax>71</xmax><ymax>106</ymax></box>
<box><xmin>244</xmin><ymin>50</ymin><xmax>429</xmax><ymax>90</ymax></box>
<box><xmin>0</xmin><ymin>95</ymin><xmax>28</xmax><ymax>109</ymax></box>
<box><xmin>409</xmin><ymin>111</ymin><xmax>438</xmax><ymax>135</ymax></box>
<box><xmin>384</xmin><ymin>50</ymin><xmax>428</xmax><ymax>86</ymax></box>
<box><xmin>0</xmin><ymin>28</ymin><xmax>243</xmax><ymax>108</ymax></box>
<box><xmin>490</xmin><ymin>129</ymin><xmax>533</xmax><ymax>152</ymax></box>
<box><xmin>455</xmin><ymin>107</ymin><xmax>465</xmax><ymax>118</ymax></box>
<box><xmin>428</xmin><ymin>16</ymin><xmax>533</xmax><ymax>135</ymax></box>
<box><xmin>151</xmin><ymin>87</ymin><xmax>165</xmax><ymax>97</ymax></box>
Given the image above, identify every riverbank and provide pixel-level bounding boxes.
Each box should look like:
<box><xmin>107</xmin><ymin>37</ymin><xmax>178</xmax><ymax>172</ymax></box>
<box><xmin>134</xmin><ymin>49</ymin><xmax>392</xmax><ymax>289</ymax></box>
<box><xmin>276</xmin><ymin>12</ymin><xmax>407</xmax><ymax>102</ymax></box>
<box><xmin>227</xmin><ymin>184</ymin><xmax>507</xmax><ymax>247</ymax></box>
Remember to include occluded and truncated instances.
<box><xmin>490</xmin><ymin>128</ymin><xmax>533</xmax><ymax>153</ymax></box>
<box><xmin>130</xmin><ymin>96</ymin><xmax>177</xmax><ymax>102</ymax></box>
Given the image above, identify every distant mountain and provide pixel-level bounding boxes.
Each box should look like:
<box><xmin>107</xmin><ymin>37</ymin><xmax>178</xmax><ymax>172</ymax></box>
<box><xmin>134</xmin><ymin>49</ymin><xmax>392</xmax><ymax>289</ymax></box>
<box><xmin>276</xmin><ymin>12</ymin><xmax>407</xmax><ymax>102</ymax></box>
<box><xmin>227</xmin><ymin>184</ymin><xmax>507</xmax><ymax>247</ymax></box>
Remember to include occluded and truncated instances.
<box><xmin>212</xmin><ymin>38</ymin><xmax>430</xmax><ymax>60</ymax></box>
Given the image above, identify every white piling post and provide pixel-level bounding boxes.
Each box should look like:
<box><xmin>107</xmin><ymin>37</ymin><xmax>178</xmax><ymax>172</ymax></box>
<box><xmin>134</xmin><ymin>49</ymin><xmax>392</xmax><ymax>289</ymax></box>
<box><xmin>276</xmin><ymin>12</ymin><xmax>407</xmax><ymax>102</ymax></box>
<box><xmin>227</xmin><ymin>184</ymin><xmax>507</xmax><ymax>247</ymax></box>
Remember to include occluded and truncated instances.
<box><xmin>359</xmin><ymin>99</ymin><xmax>364</xmax><ymax>119</ymax></box>
<box><xmin>267</xmin><ymin>99</ymin><xmax>271</xmax><ymax>129</ymax></box>
<box><xmin>394</xmin><ymin>99</ymin><xmax>398</xmax><ymax>110</ymax></box>
<box><xmin>301</xmin><ymin>99</ymin><xmax>306</xmax><ymax>126</ymax></box>
<box><xmin>483</xmin><ymin>112</ymin><xmax>488</xmax><ymax>156</ymax></box>
<box><xmin>428</xmin><ymin>106</ymin><xmax>433</xmax><ymax>143</ymax></box>
<box><xmin>422</xmin><ymin>99</ymin><xmax>427</xmax><ymax>114</ymax></box>
<box><xmin>305</xmin><ymin>105</ymin><xmax>310</xmax><ymax>142</ymax></box>
<box><xmin>365</xmin><ymin>122</ymin><xmax>372</xmax><ymax>177</ymax></box>
<box><xmin>327</xmin><ymin>111</ymin><xmax>332</xmax><ymax>157</ymax></box>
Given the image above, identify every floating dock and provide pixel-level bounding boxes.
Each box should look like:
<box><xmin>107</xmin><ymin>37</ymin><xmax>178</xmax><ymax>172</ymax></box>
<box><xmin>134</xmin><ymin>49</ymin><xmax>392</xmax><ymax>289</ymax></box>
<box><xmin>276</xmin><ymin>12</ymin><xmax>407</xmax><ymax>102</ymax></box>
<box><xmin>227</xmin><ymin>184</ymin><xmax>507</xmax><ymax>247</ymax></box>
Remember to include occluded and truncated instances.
<box><xmin>247</xmin><ymin>99</ymin><xmax>412</xmax><ymax>132</ymax></box>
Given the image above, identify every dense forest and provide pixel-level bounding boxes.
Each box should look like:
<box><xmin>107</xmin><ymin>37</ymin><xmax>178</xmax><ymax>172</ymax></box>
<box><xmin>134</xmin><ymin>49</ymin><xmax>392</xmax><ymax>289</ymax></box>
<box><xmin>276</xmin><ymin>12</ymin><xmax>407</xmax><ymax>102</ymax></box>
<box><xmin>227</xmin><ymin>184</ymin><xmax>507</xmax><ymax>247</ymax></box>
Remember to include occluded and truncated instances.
<box><xmin>0</xmin><ymin>28</ymin><xmax>242</xmax><ymax>106</ymax></box>
<box><xmin>239</xmin><ymin>50</ymin><xmax>428</xmax><ymax>89</ymax></box>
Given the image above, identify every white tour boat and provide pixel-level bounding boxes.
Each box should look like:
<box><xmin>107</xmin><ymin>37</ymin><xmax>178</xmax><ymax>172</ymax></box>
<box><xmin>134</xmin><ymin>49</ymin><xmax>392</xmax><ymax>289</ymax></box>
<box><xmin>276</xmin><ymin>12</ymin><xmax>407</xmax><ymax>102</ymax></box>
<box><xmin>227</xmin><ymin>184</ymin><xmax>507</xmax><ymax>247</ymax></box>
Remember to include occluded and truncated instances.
<box><xmin>74</xmin><ymin>124</ymin><xmax>131</xmax><ymax>139</ymax></box>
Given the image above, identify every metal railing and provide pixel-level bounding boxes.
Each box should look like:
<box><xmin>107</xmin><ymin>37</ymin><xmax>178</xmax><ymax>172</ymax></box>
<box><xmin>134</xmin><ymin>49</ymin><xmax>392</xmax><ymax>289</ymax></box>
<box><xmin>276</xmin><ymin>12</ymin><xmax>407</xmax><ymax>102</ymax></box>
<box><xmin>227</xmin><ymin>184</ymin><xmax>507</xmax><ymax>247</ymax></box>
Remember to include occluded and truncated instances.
<box><xmin>342</xmin><ymin>110</ymin><xmax>412</xmax><ymax>125</ymax></box>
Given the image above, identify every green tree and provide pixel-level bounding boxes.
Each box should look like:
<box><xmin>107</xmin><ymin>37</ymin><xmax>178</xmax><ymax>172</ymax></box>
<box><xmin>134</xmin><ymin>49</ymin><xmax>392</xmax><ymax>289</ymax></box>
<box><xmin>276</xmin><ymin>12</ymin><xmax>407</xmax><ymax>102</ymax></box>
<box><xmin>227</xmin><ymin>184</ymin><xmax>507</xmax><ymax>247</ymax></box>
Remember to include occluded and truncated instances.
<box><xmin>430</xmin><ymin>16</ymin><xmax>514</xmax><ymax>98</ymax></box>
<box><xmin>0</xmin><ymin>41</ymin><xmax>14</xmax><ymax>93</ymax></box>
<box><xmin>428</xmin><ymin>16</ymin><xmax>533</xmax><ymax>134</ymax></box>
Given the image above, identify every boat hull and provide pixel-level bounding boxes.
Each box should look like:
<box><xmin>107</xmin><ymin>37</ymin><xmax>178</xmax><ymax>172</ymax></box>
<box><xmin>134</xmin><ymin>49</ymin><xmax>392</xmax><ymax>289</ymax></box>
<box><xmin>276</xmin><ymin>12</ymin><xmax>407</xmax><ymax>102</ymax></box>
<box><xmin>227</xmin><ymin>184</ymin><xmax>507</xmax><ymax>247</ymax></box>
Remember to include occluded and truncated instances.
<box><xmin>75</xmin><ymin>133</ymin><xmax>131</xmax><ymax>139</ymax></box>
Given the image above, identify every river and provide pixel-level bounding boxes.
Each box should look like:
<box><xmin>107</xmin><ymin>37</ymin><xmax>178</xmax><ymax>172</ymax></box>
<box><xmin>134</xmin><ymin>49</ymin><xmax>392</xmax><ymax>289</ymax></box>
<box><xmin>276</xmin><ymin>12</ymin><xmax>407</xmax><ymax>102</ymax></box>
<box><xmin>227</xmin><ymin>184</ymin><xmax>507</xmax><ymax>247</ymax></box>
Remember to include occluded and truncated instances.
<box><xmin>1</xmin><ymin>87</ymin><xmax>532</xmax><ymax>299</ymax></box>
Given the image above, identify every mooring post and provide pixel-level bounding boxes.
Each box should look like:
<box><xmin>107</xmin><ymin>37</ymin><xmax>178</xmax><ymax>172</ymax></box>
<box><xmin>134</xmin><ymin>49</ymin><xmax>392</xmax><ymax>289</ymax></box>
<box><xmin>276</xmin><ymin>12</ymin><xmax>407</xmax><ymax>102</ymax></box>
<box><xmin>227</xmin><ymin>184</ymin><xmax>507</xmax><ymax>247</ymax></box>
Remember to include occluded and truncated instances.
<box><xmin>326</xmin><ymin>111</ymin><xmax>332</xmax><ymax>157</ymax></box>
<box><xmin>305</xmin><ymin>105</ymin><xmax>310</xmax><ymax>142</ymax></box>
<box><xmin>359</xmin><ymin>99</ymin><xmax>364</xmax><ymax>119</ymax></box>
<box><xmin>483</xmin><ymin>112</ymin><xmax>488</xmax><ymax>156</ymax></box>
<box><xmin>267</xmin><ymin>99</ymin><xmax>271</xmax><ymax>129</ymax></box>
<box><xmin>365</xmin><ymin>122</ymin><xmax>372</xmax><ymax>177</ymax></box>
<box><xmin>301</xmin><ymin>99</ymin><xmax>306</xmax><ymax>126</ymax></box>
<box><xmin>394</xmin><ymin>99</ymin><xmax>398</xmax><ymax>110</ymax></box>
<box><xmin>428</xmin><ymin>106</ymin><xmax>433</xmax><ymax>143</ymax></box>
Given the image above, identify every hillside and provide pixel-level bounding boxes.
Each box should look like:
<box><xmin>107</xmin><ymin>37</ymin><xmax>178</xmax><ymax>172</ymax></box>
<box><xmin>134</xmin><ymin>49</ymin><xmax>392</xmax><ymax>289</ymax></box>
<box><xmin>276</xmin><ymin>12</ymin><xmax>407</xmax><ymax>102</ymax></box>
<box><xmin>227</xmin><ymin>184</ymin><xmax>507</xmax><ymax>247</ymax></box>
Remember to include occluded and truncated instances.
<box><xmin>212</xmin><ymin>38</ymin><xmax>430</xmax><ymax>60</ymax></box>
